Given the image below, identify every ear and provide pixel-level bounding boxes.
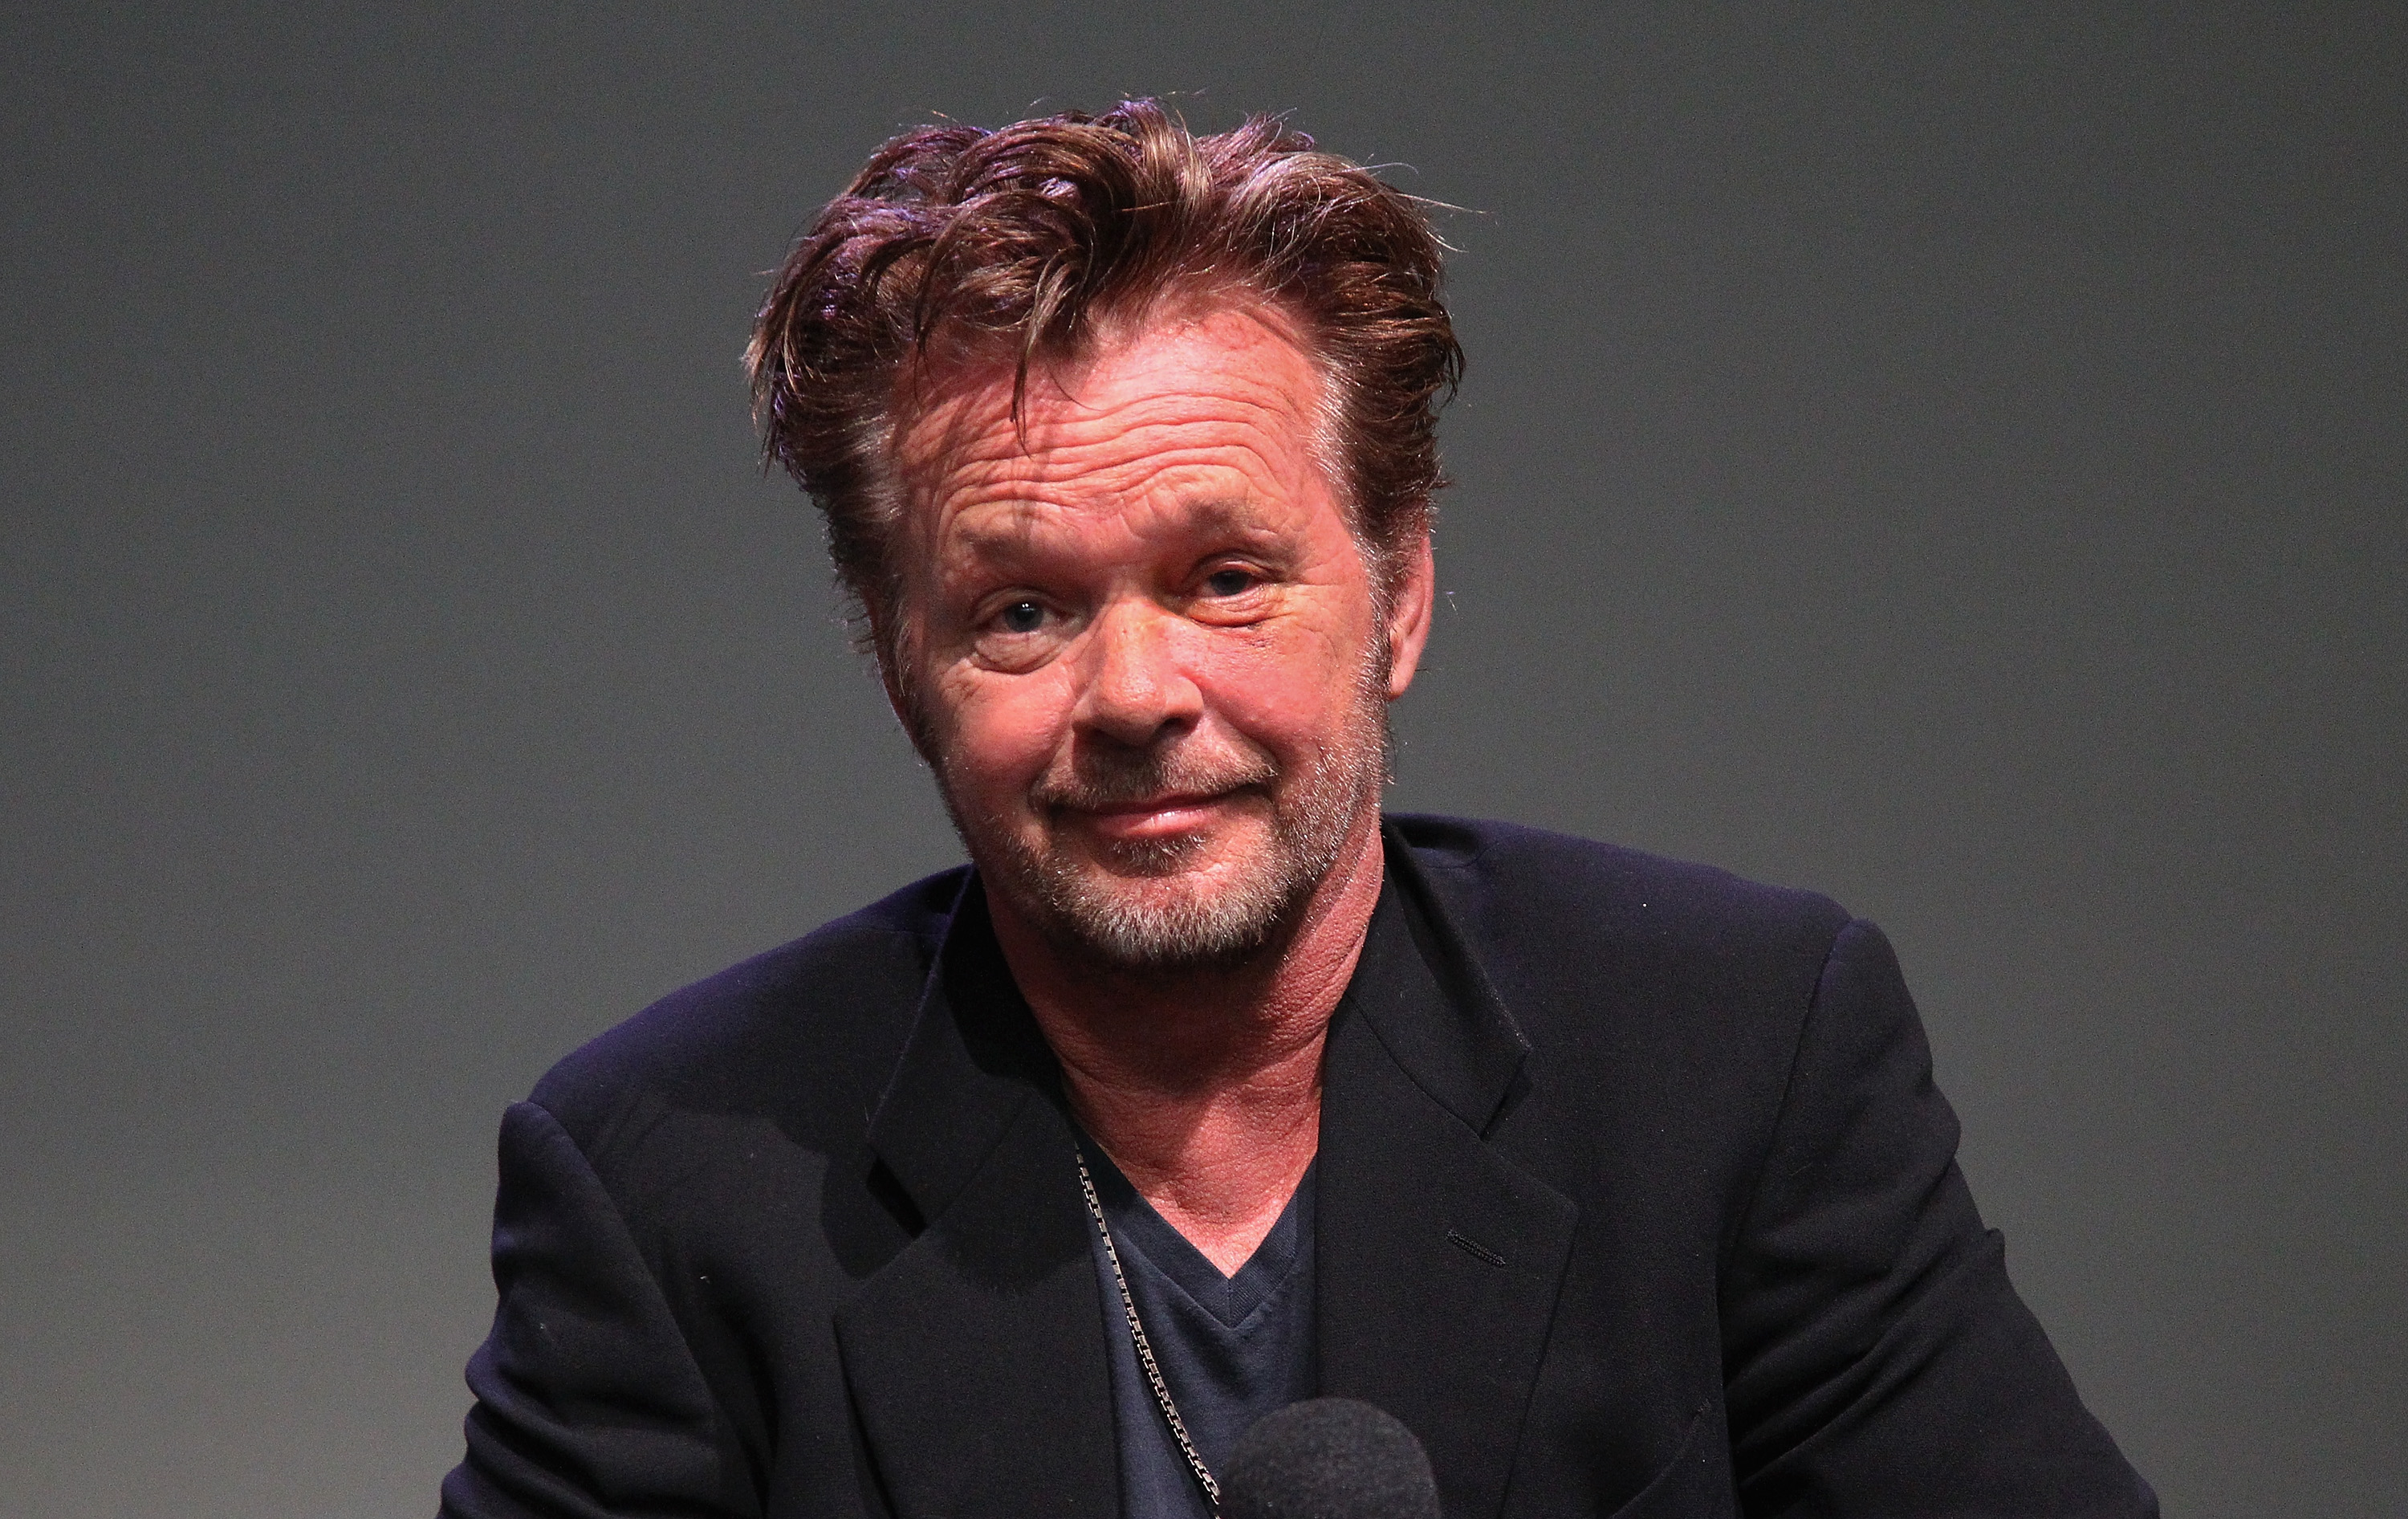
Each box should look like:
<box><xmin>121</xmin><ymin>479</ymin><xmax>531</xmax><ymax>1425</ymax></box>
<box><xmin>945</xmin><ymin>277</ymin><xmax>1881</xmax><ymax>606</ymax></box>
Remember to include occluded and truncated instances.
<box><xmin>866</xmin><ymin>605</ymin><xmax>937</xmax><ymax>762</ymax></box>
<box><xmin>1381</xmin><ymin>530</ymin><xmax>1437</xmax><ymax>699</ymax></box>
<box><xmin>877</xmin><ymin>654</ymin><xmax>913</xmax><ymax>735</ymax></box>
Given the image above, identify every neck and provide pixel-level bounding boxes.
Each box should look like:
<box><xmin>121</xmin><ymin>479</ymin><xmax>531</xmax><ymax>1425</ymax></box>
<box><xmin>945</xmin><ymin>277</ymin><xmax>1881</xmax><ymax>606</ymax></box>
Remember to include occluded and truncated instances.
<box><xmin>988</xmin><ymin>807</ymin><xmax>1386</xmax><ymax>1275</ymax></box>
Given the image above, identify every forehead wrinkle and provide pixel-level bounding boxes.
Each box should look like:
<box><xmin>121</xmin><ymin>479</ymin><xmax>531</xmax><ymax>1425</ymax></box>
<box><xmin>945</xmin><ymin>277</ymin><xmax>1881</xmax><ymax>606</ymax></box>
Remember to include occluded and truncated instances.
<box><xmin>898</xmin><ymin>320</ymin><xmax>1324</xmax><ymax>480</ymax></box>
<box><xmin>941</xmin><ymin>490</ymin><xmax>1283</xmax><ymax>578</ymax></box>
<box><xmin>903</xmin><ymin>417</ymin><xmax>1302</xmax><ymax>569</ymax></box>
<box><xmin>929</xmin><ymin>419</ymin><xmax>1301</xmax><ymax>536</ymax></box>
<box><xmin>921</xmin><ymin>392</ymin><xmax>1316</xmax><ymax>495</ymax></box>
<box><xmin>938</xmin><ymin>441</ymin><xmax>1288</xmax><ymax>517</ymax></box>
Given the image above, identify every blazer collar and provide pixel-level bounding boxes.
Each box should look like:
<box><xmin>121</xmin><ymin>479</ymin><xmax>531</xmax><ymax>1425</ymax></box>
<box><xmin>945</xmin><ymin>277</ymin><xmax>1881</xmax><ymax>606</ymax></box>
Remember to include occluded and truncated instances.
<box><xmin>860</xmin><ymin>874</ymin><xmax>1060</xmax><ymax>1228</ymax></box>
<box><xmin>1316</xmin><ymin>831</ymin><xmax>1580</xmax><ymax>1519</ymax></box>
<box><xmin>1352</xmin><ymin>822</ymin><xmax>1536</xmax><ymax>1137</ymax></box>
<box><xmin>840</xmin><ymin>876</ymin><xmax>1117</xmax><ymax>1517</ymax></box>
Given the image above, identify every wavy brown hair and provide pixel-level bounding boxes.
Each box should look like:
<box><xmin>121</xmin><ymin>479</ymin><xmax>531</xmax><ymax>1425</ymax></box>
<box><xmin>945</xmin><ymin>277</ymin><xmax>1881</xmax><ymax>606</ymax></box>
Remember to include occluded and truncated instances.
<box><xmin>746</xmin><ymin>100</ymin><xmax>1461</xmax><ymax>668</ymax></box>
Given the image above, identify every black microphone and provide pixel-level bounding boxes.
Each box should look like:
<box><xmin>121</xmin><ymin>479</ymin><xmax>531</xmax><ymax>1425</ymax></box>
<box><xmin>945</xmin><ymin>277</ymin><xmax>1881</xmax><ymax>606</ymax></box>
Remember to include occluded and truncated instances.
<box><xmin>1218</xmin><ymin>1397</ymin><xmax>1442</xmax><ymax>1519</ymax></box>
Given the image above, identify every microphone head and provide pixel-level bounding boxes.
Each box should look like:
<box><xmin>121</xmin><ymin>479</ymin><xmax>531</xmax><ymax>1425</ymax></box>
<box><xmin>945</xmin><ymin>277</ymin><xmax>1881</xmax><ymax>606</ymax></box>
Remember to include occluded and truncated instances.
<box><xmin>1218</xmin><ymin>1397</ymin><xmax>1441</xmax><ymax>1519</ymax></box>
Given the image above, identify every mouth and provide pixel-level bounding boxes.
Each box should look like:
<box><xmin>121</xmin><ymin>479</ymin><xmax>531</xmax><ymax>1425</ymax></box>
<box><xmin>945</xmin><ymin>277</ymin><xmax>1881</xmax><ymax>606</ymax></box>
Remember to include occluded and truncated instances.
<box><xmin>1060</xmin><ymin>790</ymin><xmax>1239</xmax><ymax>843</ymax></box>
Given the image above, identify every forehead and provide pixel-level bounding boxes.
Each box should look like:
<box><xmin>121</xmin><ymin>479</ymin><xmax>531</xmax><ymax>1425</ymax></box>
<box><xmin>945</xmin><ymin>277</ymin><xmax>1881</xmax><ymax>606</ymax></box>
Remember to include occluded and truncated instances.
<box><xmin>891</xmin><ymin>304</ymin><xmax>1336</xmax><ymax>552</ymax></box>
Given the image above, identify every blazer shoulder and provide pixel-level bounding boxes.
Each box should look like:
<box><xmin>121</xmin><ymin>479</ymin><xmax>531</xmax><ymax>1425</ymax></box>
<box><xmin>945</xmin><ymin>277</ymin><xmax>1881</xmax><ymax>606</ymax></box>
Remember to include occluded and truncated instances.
<box><xmin>1385</xmin><ymin>816</ymin><xmax>1880</xmax><ymax>1212</ymax></box>
<box><xmin>1387</xmin><ymin>814</ymin><xmax>1856</xmax><ymax>1052</ymax></box>
<box><xmin>1391</xmin><ymin>812</ymin><xmax>1851</xmax><ymax>958</ymax></box>
<box><xmin>526</xmin><ymin>865</ymin><xmax>970</xmax><ymax>1159</ymax></box>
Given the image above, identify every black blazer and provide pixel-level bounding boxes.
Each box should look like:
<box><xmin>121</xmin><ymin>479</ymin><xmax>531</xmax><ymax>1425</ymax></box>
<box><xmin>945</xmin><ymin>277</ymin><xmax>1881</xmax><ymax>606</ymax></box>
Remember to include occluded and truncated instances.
<box><xmin>441</xmin><ymin>816</ymin><xmax>2154</xmax><ymax>1518</ymax></box>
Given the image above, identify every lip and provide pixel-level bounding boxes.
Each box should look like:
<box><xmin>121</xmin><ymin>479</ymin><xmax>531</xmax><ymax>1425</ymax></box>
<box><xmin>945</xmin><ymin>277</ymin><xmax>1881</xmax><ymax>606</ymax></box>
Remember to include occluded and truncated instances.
<box><xmin>1064</xmin><ymin>792</ymin><xmax>1232</xmax><ymax>841</ymax></box>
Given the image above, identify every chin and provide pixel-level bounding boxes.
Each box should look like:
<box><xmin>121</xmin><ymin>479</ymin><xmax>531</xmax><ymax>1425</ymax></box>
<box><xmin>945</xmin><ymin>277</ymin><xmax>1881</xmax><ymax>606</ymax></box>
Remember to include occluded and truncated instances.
<box><xmin>1043</xmin><ymin>874</ymin><xmax>1300</xmax><ymax>971</ymax></box>
<box><xmin>994</xmin><ymin>829</ymin><xmax>1322</xmax><ymax>973</ymax></box>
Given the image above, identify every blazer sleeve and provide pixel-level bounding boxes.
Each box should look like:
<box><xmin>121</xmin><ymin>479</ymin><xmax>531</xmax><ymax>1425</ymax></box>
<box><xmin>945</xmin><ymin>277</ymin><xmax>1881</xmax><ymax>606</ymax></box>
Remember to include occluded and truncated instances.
<box><xmin>1718</xmin><ymin>918</ymin><xmax>2158</xmax><ymax>1518</ymax></box>
<box><xmin>440</xmin><ymin>1101</ymin><xmax>752</xmax><ymax>1519</ymax></box>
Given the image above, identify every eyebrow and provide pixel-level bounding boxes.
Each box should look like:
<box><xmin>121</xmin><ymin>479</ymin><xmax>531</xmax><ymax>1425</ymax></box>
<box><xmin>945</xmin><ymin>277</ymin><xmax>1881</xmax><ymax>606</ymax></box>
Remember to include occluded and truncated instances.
<box><xmin>943</xmin><ymin>495</ymin><xmax>1273</xmax><ymax>563</ymax></box>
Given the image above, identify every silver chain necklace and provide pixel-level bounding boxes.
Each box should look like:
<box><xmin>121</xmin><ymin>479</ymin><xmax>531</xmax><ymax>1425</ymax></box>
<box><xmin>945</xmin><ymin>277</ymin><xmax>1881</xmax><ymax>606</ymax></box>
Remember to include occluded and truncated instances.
<box><xmin>1076</xmin><ymin>1148</ymin><xmax>1222</xmax><ymax>1513</ymax></box>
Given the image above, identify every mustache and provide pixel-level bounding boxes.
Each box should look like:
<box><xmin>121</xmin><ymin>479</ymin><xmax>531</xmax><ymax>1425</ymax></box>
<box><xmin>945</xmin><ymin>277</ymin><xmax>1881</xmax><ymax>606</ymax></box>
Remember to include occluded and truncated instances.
<box><xmin>1029</xmin><ymin>743</ymin><xmax>1278</xmax><ymax>812</ymax></box>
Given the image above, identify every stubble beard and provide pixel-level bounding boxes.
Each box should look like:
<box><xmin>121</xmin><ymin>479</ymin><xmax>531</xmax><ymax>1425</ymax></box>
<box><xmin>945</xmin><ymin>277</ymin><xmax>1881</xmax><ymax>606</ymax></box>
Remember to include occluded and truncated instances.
<box><xmin>933</xmin><ymin>651</ymin><xmax>1393</xmax><ymax>975</ymax></box>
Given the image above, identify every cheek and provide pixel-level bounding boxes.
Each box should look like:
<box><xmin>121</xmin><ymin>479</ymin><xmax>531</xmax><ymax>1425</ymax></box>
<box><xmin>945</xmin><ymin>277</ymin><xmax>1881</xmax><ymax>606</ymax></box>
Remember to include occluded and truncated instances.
<box><xmin>933</xmin><ymin>662</ymin><xmax>1075</xmax><ymax>796</ymax></box>
<box><xmin>1197</xmin><ymin>605</ymin><xmax>1375</xmax><ymax>751</ymax></box>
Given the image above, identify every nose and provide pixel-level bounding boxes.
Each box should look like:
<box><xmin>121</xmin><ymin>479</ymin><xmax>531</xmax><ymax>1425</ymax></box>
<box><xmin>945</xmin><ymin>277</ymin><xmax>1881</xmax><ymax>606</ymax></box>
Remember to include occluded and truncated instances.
<box><xmin>1072</xmin><ymin>599</ymin><xmax>1203</xmax><ymax>747</ymax></box>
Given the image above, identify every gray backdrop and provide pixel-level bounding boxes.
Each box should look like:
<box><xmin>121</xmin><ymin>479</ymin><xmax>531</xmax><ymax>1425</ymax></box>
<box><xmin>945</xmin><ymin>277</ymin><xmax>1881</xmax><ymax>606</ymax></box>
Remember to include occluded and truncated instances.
<box><xmin>4</xmin><ymin>4</ymin><xmax>2401</xmax><ymax>1516</ymax></box>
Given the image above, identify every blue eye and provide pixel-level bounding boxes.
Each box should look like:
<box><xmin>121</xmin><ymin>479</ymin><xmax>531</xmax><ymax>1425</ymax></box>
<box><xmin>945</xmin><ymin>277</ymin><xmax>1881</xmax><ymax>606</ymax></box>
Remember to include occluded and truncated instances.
<box><xmin>1203</xmin><ymin>568</ymin><xmax>1256</xmax><ymax>597</ymax></box>
<box><xmin>998</xmin><ymin>601</ymin><xmax>1046</xmax><ymax>633</ymax></box>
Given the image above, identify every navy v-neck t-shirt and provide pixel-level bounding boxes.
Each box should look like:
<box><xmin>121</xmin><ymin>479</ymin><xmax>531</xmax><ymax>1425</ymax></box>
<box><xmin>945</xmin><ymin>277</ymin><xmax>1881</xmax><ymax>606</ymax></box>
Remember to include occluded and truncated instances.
<box><xmin>1080</xmin><ymin>1143</ymin><xmax>1317</xmax><ymax>1519</ymax></box>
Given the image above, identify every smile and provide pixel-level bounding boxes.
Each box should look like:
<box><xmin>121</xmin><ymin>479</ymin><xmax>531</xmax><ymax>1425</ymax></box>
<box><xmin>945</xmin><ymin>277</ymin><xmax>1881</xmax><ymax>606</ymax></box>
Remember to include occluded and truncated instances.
<box><xmin>1064</xmin><ymin>792</ymin><xmax>1238</xmax><ymax>843</ymax></box>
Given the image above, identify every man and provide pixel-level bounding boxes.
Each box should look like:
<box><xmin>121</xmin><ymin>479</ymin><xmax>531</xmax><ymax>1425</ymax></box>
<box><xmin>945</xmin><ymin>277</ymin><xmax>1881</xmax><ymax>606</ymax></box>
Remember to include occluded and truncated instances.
<box><xmin>441</xmin><ymin>102</ymin><xmax>2155</xmax><ymax>1518</ymax></box>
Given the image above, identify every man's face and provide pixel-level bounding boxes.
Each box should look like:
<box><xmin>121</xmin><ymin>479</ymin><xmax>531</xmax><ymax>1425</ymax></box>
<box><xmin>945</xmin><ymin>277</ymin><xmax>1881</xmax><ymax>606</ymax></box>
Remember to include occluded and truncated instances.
<box><xmin>889</xmin><ymin>303</ymin><xmax>1430</xmax><ymax>970</ymax></box>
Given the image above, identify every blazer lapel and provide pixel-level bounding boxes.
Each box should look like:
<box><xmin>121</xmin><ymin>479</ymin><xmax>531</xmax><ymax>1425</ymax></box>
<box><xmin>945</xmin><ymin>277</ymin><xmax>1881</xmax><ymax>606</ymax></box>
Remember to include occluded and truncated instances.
<box><xmin>834</xmin><ymin>881</ymin><xmax>1119</xmax><ymax>1518</ymax></box>
<box><xmin>1317</xmin><ymin>838</ymin><xmax>1581</xmax><ymax>1519</ymax></box>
